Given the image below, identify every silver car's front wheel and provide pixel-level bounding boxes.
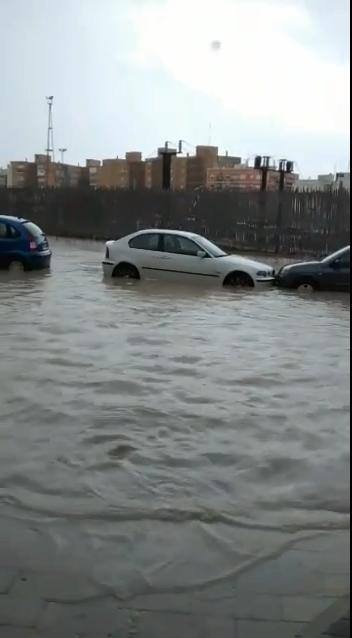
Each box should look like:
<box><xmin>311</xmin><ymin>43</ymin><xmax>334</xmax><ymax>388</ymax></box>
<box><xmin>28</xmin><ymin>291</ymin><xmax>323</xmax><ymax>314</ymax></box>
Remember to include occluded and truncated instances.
<box><xmin>224</xmin><ymin>271</ymin><xmax>255</xmax><ymax>288</ymax></box>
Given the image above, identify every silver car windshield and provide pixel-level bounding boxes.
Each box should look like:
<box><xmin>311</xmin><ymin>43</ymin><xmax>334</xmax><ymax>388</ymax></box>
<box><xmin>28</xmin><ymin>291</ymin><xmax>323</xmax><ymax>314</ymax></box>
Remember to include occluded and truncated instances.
<box><xmin>195</xmin><ymin>236</ymin><xmax>228</xmax><ymax>258</ymax></box>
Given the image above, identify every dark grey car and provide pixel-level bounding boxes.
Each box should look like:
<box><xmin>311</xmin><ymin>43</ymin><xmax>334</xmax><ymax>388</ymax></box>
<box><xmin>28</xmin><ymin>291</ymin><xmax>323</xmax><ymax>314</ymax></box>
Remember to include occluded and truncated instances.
<box><xmin>276</xmin><ymin>246</ymin><xmax>350</xmax><ymax>292</ymax></box>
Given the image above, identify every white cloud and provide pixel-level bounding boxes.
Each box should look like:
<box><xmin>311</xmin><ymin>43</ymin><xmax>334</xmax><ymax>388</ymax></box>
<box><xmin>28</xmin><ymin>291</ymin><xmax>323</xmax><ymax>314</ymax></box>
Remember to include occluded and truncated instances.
<box><xmin>129</xmin><ymin>0</ymin><xmax>350</xmax><ymax>135</ymax></box>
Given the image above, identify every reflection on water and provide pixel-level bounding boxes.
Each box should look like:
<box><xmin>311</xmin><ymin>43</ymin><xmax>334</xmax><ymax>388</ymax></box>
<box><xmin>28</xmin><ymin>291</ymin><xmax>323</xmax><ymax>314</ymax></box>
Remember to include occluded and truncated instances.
<box><xmin>0</xmin><ymin>238</ymin><xmax>350</xmax><ymax>596</ymax></box>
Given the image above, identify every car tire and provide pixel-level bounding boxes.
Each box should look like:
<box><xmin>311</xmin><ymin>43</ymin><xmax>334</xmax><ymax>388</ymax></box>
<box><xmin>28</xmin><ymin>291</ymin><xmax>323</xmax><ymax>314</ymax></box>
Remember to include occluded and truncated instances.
<box><xmin>296</xmin><ymin>279</ymin><xmax>317</xmax><ymax>293</ymax></box>
<box><xmin>224</xmin><ymin>271</ymin><xmax>255</xmax><ymax>288</ymax></box>
<box><xmin>8</xmin><ymin>260</ymin><xmax>25</xmax><ymax>274</ymax></box>
<box><xmin>112</xmin><ymin>263</ymin><xmax>140</xmax><ymax>279</ymax></box>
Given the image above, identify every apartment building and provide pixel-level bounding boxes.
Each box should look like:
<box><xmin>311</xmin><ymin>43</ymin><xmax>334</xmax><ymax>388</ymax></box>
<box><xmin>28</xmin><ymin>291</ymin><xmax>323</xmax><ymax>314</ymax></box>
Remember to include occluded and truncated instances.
<box><xmin>0</xmin><ymin>168</ymin><xmax>8</xmax><ymax>188</ymax></box>
<box><xmin>217</xmin><ymin>153</ymin><xmax>242</xmax><ymax>169</ymax></box>
<box><xmin>99</xmin><ymin>159</ymin><xmax>129</xmax><ymax>189</ymax></box>
<box><xmin>86</xmin><ymin>160</ymin><xmax>101</xmax><ymax>189</ymax></box>
<box><xmin>334</xmin><ymin>172</ymin><xmax>350</xmax><ymax>191</ymax></box>
<box><xmin>207</xmin><ymin>166</ymin><xmax>297</xmax><ymax>191</ymax></box>
<box><xmin>266</xmin><ymin>170</ymin><xmax>298</xmax><ymax>191</ymax></box>
<box><xmin>6</xmin><ymin>146</ymin><xmax>303</xmax><ymax>192</ymax></box>
<box><xmin>7</xmin><ymin>160</ymin><xmax>37</xmax><ymax>188</ymax></box>
<box><xmin>170</xmin><ymin>156</ymin><xmax>188</xmax><ymax>190</ymax></box>
<box><xmin>186</xmin><ymin>146</ymin><xmax>218</xmax><ymax>190</ymax></box>
<box><xmin>145</xmin><ymin>157</ymin><xmax>163</xmax><ymax>190</ymax></box>
<box><xmin>297</xmin><ymin>174</ymin><xmax>334</xmax><ymax>192</ymax></box>
<box><xmin>297</xmin><ymin>172</ymin><xmax>350</xmax><ymax>192</ymax></box>
<box><xmin>7</xmin><ymin>155</ymin><xmax>87</xmax><ymax>188</ymax></box>
<box><xmin>126</xmin><ymin>153</ymin><xmax>146</xmax><ymax>190</ymax></box>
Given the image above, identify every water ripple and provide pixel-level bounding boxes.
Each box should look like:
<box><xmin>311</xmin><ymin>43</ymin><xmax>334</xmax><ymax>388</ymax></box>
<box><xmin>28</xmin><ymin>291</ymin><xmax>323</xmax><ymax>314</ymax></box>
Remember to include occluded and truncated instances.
<box><xmin>0</xmin><ymin>238</ymin><xmax>350</xmax><ymax>592</ymax></box>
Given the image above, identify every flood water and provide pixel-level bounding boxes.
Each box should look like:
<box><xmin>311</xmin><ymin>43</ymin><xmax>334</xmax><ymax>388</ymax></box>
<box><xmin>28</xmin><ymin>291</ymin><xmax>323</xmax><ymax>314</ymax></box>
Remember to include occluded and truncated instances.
<box><xmin>0</xmin><ymin>238</ymin><xmax>350</xmax><ymax>597</ymax></box>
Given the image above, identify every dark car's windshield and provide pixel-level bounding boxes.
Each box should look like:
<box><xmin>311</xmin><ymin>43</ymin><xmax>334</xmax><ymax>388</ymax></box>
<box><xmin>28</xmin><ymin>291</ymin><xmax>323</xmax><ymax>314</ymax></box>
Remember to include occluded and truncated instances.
<box><xmin>23</xmin><ymin>221</ymin><xmax>45</xmax><ymax>240</ymax></box>
<box><xmin>322</xmin><ymin>246</ymin><xmax>350</xmax><ymax>263</ymax></box>
<box><xmin>195</xmin><ymin>236</ymin><xmax>228</xmax><ymax>258</ymax></box>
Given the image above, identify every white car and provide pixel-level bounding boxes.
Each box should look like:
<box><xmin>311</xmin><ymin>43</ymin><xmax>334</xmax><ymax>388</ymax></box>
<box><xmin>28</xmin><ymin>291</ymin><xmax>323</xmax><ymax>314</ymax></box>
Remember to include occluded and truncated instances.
<box><xmin>102</xmin><ymin>229</ymin><xmax>275</xmax><ymax>288</ymax></box>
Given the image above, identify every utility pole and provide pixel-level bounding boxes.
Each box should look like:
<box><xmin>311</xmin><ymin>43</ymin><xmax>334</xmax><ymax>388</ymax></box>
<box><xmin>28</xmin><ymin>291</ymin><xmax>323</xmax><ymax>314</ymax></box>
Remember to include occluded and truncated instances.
<box><xmin>59</xmin><ymin>148</ymin><xmax>67</xmax><ymax>164</ymax></box>
<box><xmin>45</xmin><ymin>96</ymin><xmax>55</xmax><ymax>187</ymax></box>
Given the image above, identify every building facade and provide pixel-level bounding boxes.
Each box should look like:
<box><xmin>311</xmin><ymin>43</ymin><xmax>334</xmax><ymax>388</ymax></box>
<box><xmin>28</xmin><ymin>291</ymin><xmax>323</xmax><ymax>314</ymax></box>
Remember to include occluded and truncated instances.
<box><xmin>297</xmin><ymin>174</ymin><xmax>334</xmax><ymax>192</ymax></box>
<box><xmin>6</xmin><ymin>146</ymin><xmax>308</xmax><ymax>192</ymax></box>
<box><xmin>335</xmin><ymin>172</ymin><xmax>350</xmax><ymax>191</ymax></box>
<box><xmin>0</xmin><ymin>168</ymin><xmax>8</xmax><ymax>188</ymax></box>
<box><xmin>217</xmin><ymin>153</ymin><xmax>242</xmax><ymax>168</ymax></box>
<box><xmin>7</xmin><ymin>155</ymin><xmax>87</xmax><ymax>188</ymax></box>
<box><xmin>170</xmin><ymin>156</ymin><xmax>188</xmax><ymax>190</ymax></box>
<box><xmin>86</xmin><ymin>159</ymin><xmax>101</xmax><ymax>189</ymax></box>
<box><xmin>186</xmin><ymin>146</ymin><xmax>218</xmax><ymax>190</ymax></box>
<box><xmin>207</xmin><ymin>166</ymin><xmax>297</xmax><ymax>191</ymax></box>
<box><xmin>99</xmin><ymin>159</ymin><xmax>129</xmax><ymax>189</ymax></box>
<box><xmin>7</xmin><ymin>160</ymin><xmax>37</xmax><ymax>188</ymax></box>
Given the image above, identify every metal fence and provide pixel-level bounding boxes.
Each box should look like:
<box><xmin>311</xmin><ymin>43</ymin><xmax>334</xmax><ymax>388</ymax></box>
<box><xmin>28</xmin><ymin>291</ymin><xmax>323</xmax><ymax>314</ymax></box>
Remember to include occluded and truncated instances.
<box><xmin>0</xmin><ymin>187</ymin><xmax>349</xmax><ymax>256</ymax></box>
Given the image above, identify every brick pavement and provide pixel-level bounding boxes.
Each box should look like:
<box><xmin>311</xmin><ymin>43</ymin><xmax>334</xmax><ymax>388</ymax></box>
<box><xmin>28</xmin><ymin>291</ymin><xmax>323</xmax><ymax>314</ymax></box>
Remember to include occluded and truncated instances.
<box><xmin>0</xmin><ymin>522</ymin><xmax>349</xmax><ymax>638</ymax></box>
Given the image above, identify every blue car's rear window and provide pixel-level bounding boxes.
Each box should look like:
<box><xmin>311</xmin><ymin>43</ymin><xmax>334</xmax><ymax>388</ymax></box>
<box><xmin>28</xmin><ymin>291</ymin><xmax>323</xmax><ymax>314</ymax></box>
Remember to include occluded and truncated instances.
<box><xmin>23</xmin><ymin>222</ymin><xmax>44</xmax><ymax>239</ymax></box>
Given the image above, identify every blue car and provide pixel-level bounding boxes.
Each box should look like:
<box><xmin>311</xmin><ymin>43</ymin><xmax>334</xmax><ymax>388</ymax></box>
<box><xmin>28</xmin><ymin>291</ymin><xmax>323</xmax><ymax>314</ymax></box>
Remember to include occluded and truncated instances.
<box><xmin>0</xmin><ymin>215</ymin><xmax>51</xmax><ymax>271</ymax></box>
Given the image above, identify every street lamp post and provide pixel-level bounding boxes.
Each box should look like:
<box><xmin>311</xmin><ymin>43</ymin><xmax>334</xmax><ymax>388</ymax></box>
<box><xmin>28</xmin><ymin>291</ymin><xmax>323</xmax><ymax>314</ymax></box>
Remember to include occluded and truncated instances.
<box><xmin>59</xmin><ymin>148</ymin><xmax>67</xmax><ymax>164</ymax></box>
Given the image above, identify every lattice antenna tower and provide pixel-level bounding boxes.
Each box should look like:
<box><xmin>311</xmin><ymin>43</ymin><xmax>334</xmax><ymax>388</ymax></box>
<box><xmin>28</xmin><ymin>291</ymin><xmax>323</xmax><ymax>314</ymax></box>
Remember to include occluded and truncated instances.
<box><xmin>45</xmin><ymin>96</ymin><xmax>55</xmax><ymax>162</ymax></box>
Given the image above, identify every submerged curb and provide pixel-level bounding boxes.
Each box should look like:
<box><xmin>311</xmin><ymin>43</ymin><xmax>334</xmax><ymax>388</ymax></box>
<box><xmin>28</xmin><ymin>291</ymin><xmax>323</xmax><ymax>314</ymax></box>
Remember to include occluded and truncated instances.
<box><xmin>295</xmin><ymin>595</ymin><xmax>350</xmax><ymax>637</ymax></box>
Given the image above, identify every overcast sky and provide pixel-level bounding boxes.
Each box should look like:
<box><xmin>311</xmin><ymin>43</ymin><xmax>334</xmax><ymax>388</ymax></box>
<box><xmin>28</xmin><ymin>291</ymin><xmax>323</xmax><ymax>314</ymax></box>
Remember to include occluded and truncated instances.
<box><xmin>0</xmin><ymin>0</ymin><xmax>349</xmax><ymax>176</ymax></box>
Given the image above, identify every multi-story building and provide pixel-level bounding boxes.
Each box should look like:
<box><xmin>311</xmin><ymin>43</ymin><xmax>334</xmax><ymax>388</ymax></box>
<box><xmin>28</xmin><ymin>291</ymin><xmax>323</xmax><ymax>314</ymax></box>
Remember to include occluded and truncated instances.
<box><xmin>266</xmin><ymin>170</ymin><xmax>298</xmax><ymax>191</ymax></box>
<box><xmin>297</xmin><ymin>174</ymin><xmax>334</xmax><ymax>192</ymax></box>
<box><xmin>335</xmin><ymin>172</ymin><xmax>350</xmax><ymax>191</ymax></box>
<box><xmin>171</xmin><ymin>156</ymin><xmax>188</xmax><ymax>190</ymax></box>
<box><xmin>145</xmin><ymin>157</ymin><xmax>163</xmax><ymax>190</ymax></box>
<box><xmin>6</xmin><ymin>146</ymin><xmax>303</xmax><ymax>192</ymax></box>
<box><xmin>86</xmin><ymin>160</ymin><xmax>101</xmax><ymax>189</ymax></box>
<box><xmin>143</xmin><ymin>146</ymin><xmax>241</xmax><ymax>191</ymax></box>
<box><xmin>297</xmin><ymin>172</ymin><xmax>350</xmax><ymax>192</ymax></box>
<box><xmin>126</xmin><ymin>152</ymin><xmax>146</xmax><ymax>190</ymax></box>
<box><xmin>0</xmin><ymin>168</ymin><xmax>8</xmax><ymax>188</ymax></box>
<box><xmin>217</xmin><ymin>153</ymin><xmax>242</xmax><ymax>169</ymax></box>
<box><xmin>7</xmin><ymin>155</ymin><xmax>88</xmax><ymax>188</ymax></box>
<box><xmin>207</xmin><ymin>166</ymin><xmax>262</xmax><ymax>190</ymax></box>
<box><xmin>7</xmin><ymin>160</ymin><xmax>37</xmax><ymax>188</ymax></box>
<box><xmin>187</xmin><ymin>146</ymin><xmax>218</xmax><ymax>190</ymax></box>
<box><xmin>125</xmin><ymin>152</ymin><xmax>142</xmax><ymax>163</ymax></box>
<box><xmin>207</xmin><ymin>166</ymin><xmax>297</xmax><ymax>191</ymax></box>
<box><xmin>99</xmin><ymin>158</ymin><xmax>129</xmax><ymax>189</ymax></box>
<box><xmin>35</xmin><ymin>155</ymin><xmax>87</xmax><ymax>188</ymax></box>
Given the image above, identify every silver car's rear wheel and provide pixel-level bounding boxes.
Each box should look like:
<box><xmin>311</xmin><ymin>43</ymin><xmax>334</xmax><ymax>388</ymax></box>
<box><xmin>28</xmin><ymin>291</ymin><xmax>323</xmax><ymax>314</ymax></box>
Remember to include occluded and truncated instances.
<box><xmin>112</xmin><ymin>263</ymin><xmax>140</xmax><ymax>279</ymax></box>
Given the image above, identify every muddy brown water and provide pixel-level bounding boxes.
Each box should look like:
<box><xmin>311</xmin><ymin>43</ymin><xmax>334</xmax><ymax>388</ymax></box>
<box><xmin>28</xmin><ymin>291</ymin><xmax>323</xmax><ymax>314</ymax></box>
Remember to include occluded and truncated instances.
<box><xmin>0</xmin><ymin>238</ymin><xmax>350</xmax><ymax>597</ymax></box>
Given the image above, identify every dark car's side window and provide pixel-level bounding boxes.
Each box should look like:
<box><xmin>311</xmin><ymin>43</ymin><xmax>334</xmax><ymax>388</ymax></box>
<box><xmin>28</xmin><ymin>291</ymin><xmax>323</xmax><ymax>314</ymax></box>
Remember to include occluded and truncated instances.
<box><xmin>8</xmin><ymin>225</ymin><xmax>21</xmax><ymax>239</ymax></box>
<box><xmin>334</xmin><ymin>250</ymin><xmax>350</xmax><ymax>268</ymax></box>
<box><xmin>163</xmin><ymin>235</ymin><xmax>200</xmax><ymax>256</ymax></box>
<box><xmin>129</xmin><ymin>233</ymin><xmax>161</xmax><ymax>251</ymax></box>
<box><xmin>0</xmin><ymin>223</ymin><xmax>7</xmax><ymax>238</ymax></box>
<box><xmin>340</xmin><ymin>251</ymin><xmax>350</xmax><ymax>268</ymax></box>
